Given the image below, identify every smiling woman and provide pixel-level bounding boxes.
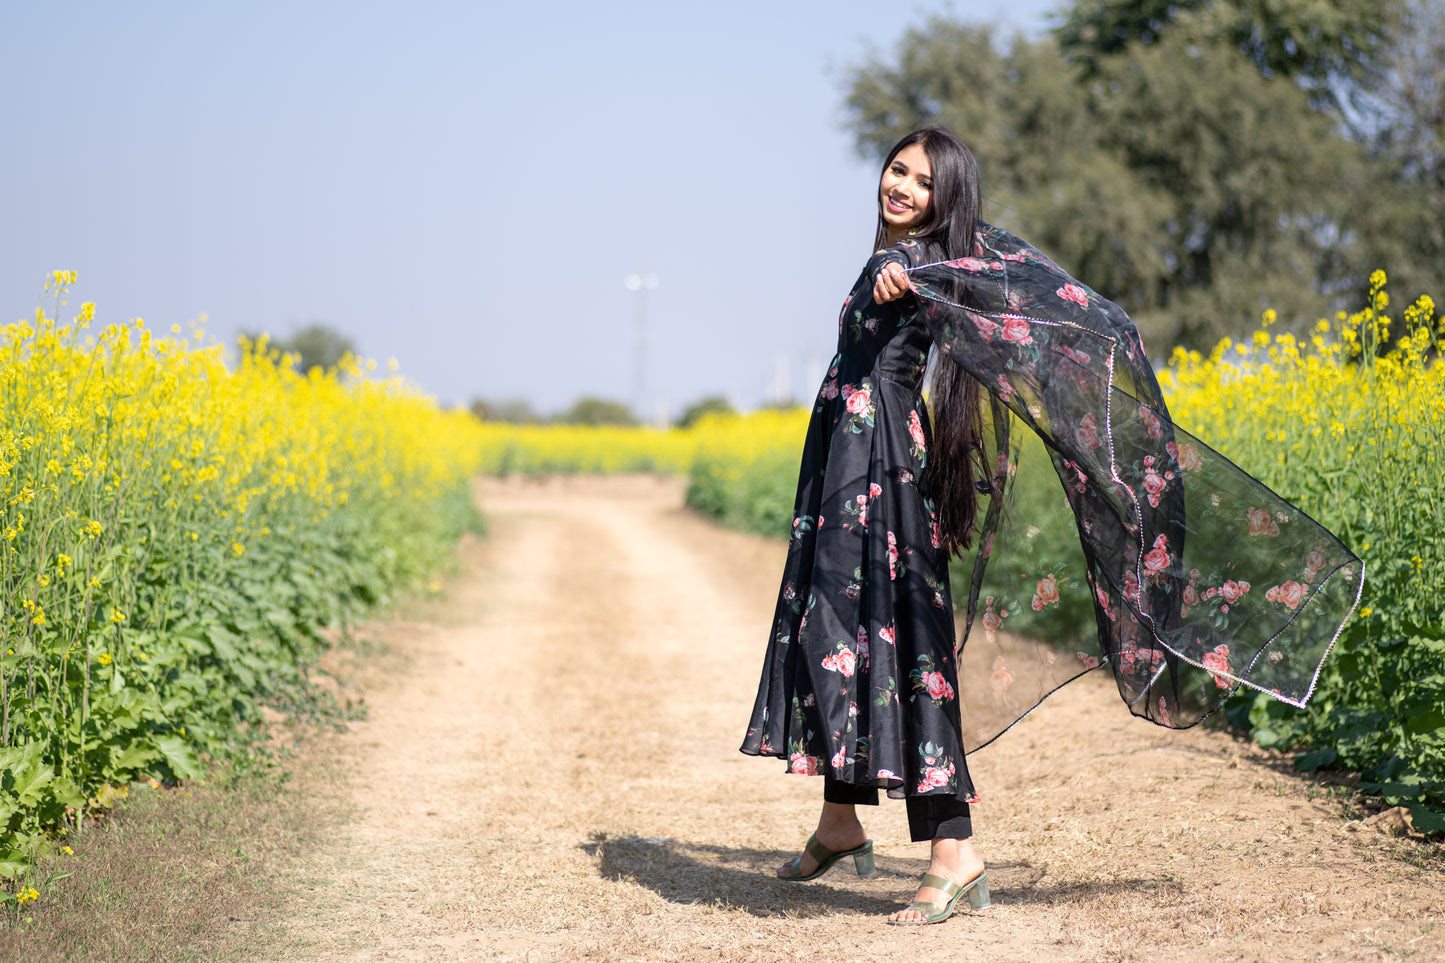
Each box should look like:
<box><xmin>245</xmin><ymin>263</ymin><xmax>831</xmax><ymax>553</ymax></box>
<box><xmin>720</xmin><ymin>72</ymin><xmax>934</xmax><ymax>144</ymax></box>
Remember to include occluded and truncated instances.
<box><xmin>738</xmin><ymin>123</ymin><xmax>1362</xmax><ymax>926</ymax></box>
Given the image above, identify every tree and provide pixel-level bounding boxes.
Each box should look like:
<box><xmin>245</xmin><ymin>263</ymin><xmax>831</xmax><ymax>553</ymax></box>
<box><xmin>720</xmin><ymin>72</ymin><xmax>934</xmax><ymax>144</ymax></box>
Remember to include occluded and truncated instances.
<box><xmin>1343</xmin><ymin>0</ymin><xmax>1445</xmax><ymax>308</ymax></box>
<box><xmin>1056</xmin><ymin>0</ymin><xmax>1441</xmax><ymax>313</ymax></box>
<box><xmin>1057</xmin><ymin>0</ymin><xmax>1404</xmax><ymax>111</ymax></box>
<box><xmin>469</xmin><ymin>398</ymin><xmax>543</xmax><ymax>424</ymax></box>
<box><xmin>842</xmin><ymin>14</ymin><xmax>1367</xmax><ymax>348</ymax></box>
<box><xmin>244</xmin><ymin>323</ymin><xmax>357</xmax><ymax>374</ymax></box>
<box><xmin>557</xmin><ymin>397</ymin><xmax>637</xmax><ymax>427</ymax></box>
<box><xmin>676</xmin><ymin>395</ymin><xmax>735</xmax><ymax>430</ymax></box>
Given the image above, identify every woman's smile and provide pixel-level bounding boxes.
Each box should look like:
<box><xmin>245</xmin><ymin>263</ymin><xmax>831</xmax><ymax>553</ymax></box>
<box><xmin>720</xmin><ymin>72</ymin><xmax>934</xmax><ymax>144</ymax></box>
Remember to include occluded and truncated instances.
<box><xmin>879</xmin><ymin>142</ymin><xmax>933</xmax><ymax>243</ymax></box>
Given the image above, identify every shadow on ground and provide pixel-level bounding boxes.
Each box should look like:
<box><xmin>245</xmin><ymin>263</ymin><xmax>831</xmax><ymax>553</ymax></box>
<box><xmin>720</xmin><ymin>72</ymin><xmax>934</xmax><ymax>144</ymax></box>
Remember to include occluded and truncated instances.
<box><xmin>582</xmin><ymin>834</ymin><xmax>1178</xmax><ymax>918</ymax></box>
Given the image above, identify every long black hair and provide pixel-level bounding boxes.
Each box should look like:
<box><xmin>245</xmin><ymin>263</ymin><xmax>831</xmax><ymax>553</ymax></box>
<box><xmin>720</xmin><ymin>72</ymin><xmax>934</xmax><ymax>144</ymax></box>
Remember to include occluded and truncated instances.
<box><xmin>873</xmin><ymin>125</ymin><xmax>986</xmax><ymax>557</ymax></box>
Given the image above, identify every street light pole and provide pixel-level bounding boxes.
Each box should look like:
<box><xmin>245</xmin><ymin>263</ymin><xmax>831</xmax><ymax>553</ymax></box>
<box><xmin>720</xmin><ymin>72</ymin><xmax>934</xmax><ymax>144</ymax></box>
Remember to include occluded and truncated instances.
<box><xmin>624</xmin><ymin>272</ymin><xmax>658</xmax><ymax>419</ymax></box>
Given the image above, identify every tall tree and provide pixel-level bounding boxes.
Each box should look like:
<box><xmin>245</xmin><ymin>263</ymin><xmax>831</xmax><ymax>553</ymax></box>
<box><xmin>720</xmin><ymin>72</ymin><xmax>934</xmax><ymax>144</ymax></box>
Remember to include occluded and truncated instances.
<box><xmin>1058</xmin><ymin>0</ymin><xmax>1403</xmax><ymax>110</ymax></box>
<box><xmin>842</xmin><ymin>14</ymin><xmax>1364</xmax><ymax>349</ymax></box>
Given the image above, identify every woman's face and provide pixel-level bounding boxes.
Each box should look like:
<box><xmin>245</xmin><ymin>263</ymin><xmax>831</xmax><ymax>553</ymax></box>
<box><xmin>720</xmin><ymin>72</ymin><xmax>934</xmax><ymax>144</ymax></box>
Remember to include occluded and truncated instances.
<box><xmin>879</xmin><ymin>142</ymin><xmax>933</xmax><ymax>240</ymax></box>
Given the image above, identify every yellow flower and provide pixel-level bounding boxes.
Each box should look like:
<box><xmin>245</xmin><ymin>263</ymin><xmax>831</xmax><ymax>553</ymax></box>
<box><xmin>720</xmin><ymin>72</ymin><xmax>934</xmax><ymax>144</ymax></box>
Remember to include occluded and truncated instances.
<box><xmin>1359</xmin><ymin>607</ymin><xmax>1373</xmax><ymax>618</ymax></box>
<box><xmin>61</xmin><ymin>846</ymin><xmax>74</xmax><ymax>856</ymax></box>
<box><xmin>97</xmin><ymin>652</ymin><xmax>112</xmax><ymax>665</ymax></box>
<box><xmin>16</xmin><ymin>886</ymin><xmax>39</xmax><ymax>904</ymax></box>
<box><xmin>109</xmin><ymin>607</ymin><xmax>125</xmax><ymax>624</ymax></box>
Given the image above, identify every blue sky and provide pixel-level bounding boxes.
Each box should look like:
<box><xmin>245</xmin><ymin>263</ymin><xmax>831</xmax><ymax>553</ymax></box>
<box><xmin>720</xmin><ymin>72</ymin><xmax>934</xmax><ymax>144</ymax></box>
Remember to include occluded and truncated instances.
<box><xmin>2</xmin><ymin>1</ymin><xmax>1063</xmax><ymax>417</ymax></box>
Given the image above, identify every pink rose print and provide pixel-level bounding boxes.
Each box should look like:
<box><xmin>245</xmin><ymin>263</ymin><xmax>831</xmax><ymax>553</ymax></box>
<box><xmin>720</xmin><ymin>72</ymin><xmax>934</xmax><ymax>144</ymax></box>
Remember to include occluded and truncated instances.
<box><xmin>996</xmin><ymin>374</ymin><xmax>1016</xmax><ymax>399</ymax></box>
<box><xmin>1266</xmin><ymin>580</ymin><xmax>1307</xmax><ymax>609</ymax></box>
<box><xmin>982</xmin><ymin>597</ymin><xmax>1003</xmax><ymax>644</ymax></box>
<box><xmin>1177</xmin><ymin>443</ymin><xmax>1203</xmax><ymax>471</ymax></box>
<box><xmin>1219</xmin><ymin>580</ymin><xmax>1251</xmax><ymax>603</ymax></box>
<box><xmin>948</xmin><ymin>256</ymin><xmax>988</xmax><ymax>271</ymax></box>
<box><xmin>845</xmin><ymin>385</ymin><xmax>871</xmax><ymax>415</ymax></box>
<box><xmin>831</xmin><ymin>747</ymin><xmax>848</xmax><ymax>770</ymax></box>
<box><xmin>922</xmin><ymin>671</ymin><xmax>955</xmax><ymax>701</ymax></box>
<box><xmin>1140</xmin><ymin>407</ymin><xmax>1163</xmax><ymax>439</ymax></box>
<box><xmin>877</xmin><ymin>768</ymin><xmax>898</xmax><ymax>781</ymax></box>
<box><xmin>989</xmin><ymin>655</ymin><xmax>1014</xmax><ymax>692</ymax></box>
<box><xmin>869</xmin><ymin>482</ymin><xmax>882</xmax><ymax>498</ymax></box>
<box><xmin>1056</xmin><ymin>282</ymin><xmax>1089</xmax><ymax>307</ymax></box>
<box><xmin>1201</xmin><ymin>643</ymin><xmax>1232</xmax><ymax>689</ymax></box>
<box><xmin>1075</xmin><ymin>413</ymin><xmax>1102</xmax><ymax>450</ymax></box>
<box><xmin>1182</xmin><ymin>580</ymin><xmax>1200</xmax><ymax>613</ymax></box>
<box><xmin>1077</xmin><ymin>652</ymin><xmax>1101</xmax><ymax>670</ymax></box>
<box><xmin>1123</xmin><ymin>570</ymin><xmax>1141</xmax><ymax>602</ymax></box>
<box><xmin>1060</xmin><ymin>345</ymin><xmax>1092</xmax><ymax>365</ymax></box>
<box><xmin>1002</xmin><ymin>317</ymin><xmax>1033</xmax><ymax>345</ymax></box>
<box><xmin>823</xmin><ymin>648</ymin><xmax>856</xmax><ymax>677</ymax></box>
<box><xmin>856</xmin><ymin>625</ymin><xmax>870</xmax><ymax>663</ymax></box>
<box><xmin>1031</xmin><ymin>573</ymin><xmax>1061</xmax><ymax>611</ymax></box>
<box><xmin>1143</xmin><ymin>466</ymin><xmax>1167</xmax><ymax>507</ymax></box>
<box><xmin>1157</xmin><ymin>697</ymin><xmax>1172</xmax><ymax>727</ymax></box>
<box><xmin>887</xmin><ymin>531</ymin><xmax>900</xmax><ymax>580</ymax></box>
<box><xmin>931</xmin><ymin>516</ymin><xmax>943</xmax><ymax>549</ymax></box>
<box><xmin>1143</xmin><ymin>533</ymin><xmax>1171</xmax><ymax>576</ymax></box>
<box><xmin>970</xmin><ymin>312</ymin><xmax>999</xmax><ymax>340</ymax></box>
<box><xmin>1303</xmin><ymin>548</ymin><xmax>1326</xmax><ymax>581</ymax></box>
<box><xmin>909</xmin><ymin>409</ymin><xmax>927</xmax><ymax>448</ymax></box>
<box><xmin>1247</xmin><ymin>506</ymin><xmax>1280</xmax><ymax>537</ymax></box>
<box><xmin>790</xmin><ymin>753</ymin><xmax>819</xmax><ymax>776</ymax></box>
<box><xmin>1095</xmin><ymin>583</ymin><xmax>1116</xmax><ymax>620</ymax></box>
<box><xmin>918</xmin><ymin>766</ymin><xmax>953</xmax><ymax>791</ymax></box>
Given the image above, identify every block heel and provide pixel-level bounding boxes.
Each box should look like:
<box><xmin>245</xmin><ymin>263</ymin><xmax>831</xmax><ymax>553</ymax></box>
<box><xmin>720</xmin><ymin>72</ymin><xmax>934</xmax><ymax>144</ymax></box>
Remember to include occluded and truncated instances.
<box><xmin>887</xmin><ymin>869</ymin><xmax>991</xmax><ymax>925</ymax></box>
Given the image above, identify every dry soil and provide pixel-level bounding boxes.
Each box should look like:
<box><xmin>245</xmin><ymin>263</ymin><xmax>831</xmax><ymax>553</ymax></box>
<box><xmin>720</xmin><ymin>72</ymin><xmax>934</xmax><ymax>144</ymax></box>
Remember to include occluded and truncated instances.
<box><xmin>260</xmin><ymin>475</ymin><xmax>1444</xmax><ymax>962</ymax></box>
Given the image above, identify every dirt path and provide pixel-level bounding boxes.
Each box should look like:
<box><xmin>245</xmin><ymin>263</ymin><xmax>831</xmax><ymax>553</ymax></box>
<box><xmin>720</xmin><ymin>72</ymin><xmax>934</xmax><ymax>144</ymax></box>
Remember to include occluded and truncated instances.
<box><xmin>266</xmin><ymin>475</ymin><xmax>1442</xmax><ymax>962</ymax></box>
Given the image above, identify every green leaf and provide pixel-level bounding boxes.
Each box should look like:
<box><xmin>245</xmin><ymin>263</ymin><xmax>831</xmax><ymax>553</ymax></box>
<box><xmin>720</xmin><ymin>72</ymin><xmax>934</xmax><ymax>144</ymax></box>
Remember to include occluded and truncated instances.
<box><xmin>1408</xmin><ymin>804</ymin><xmax>1445</xmax><ymax>835</ymax></box>
<box><xmin>111</xmin><ymin>742</ymin><xmax>161</xmax><ymax>772</ymax></box>
<box><xmin>1295</xmin><ymin>747</ymin><xmax>1338</xmax><ymax>772</ymax></box>
<box><xmin>154</xmin><ymin>735</ymin><xmax>204</xmax><ymax>781</ymax></box>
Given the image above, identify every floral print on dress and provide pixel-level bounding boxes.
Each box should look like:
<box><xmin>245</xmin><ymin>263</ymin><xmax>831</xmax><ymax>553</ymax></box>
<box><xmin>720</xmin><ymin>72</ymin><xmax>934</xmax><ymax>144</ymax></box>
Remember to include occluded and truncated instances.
<box><xmin>911</xmin><ymin>653</ymin><xmax>956</xmax><ymax>708</ymax></box>
<box><xmin>746</xmin><ymin>222</ymin><xmax>1359</xmax><ymax>801</ymax></box>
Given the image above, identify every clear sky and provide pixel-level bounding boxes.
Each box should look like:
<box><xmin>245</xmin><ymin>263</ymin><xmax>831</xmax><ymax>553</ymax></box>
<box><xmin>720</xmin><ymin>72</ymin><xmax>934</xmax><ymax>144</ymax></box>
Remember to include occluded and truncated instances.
<box><xmin>2</xmin><ymin>1</ymin><xmax>1063</xmax><ymax>418</ymax></box>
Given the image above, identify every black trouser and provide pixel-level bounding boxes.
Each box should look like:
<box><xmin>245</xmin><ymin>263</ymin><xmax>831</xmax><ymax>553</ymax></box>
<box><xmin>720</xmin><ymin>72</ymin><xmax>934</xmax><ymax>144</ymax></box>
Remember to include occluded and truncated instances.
<box><xmin>823</xmin><ymin>775</ymin><xmax>972</xmax><ymax>842</ymax></box>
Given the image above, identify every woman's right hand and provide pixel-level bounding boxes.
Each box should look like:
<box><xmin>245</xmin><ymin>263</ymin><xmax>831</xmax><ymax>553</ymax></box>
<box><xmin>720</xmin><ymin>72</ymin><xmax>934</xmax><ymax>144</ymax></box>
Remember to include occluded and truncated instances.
<box><xmin>873</xmin><ymin>261</ymin><xmax>912</xmax><ymax>303</ymax></box>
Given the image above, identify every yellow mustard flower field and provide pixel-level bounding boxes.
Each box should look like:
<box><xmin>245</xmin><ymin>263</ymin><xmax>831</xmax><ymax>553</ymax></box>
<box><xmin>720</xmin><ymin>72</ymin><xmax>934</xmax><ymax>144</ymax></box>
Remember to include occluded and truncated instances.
<box><xmin>3</xmin><ymin>270</ymin><xmax>1440</xmax><ymax>893</ymax></box>
<box><xmin>0</xmin><ymin>275</ymin><xmax>486</xmax><ymax>881</ymax></box>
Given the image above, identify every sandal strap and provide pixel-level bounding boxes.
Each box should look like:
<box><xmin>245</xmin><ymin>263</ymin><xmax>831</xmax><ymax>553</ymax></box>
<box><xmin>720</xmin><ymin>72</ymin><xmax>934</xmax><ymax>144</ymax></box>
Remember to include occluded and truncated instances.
<box><xmin>919</xmin><ymin>872</ymin><xmax>964</xmax><ymax>905</ymax></box>
<box><xmin>803</xmin><ymin>833</ymin><xmax>837</xmax><ymax>863</ymax></box>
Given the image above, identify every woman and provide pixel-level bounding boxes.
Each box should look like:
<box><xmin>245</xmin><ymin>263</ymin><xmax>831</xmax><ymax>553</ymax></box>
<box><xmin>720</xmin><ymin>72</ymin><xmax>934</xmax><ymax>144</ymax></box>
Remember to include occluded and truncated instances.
<box><xmin>740</xmin><ymin>125</ymin><xmax>1363</xmax><ymax>926</ymax></box>
<box><xmin>740</xmin><ymin>126</ymin><xmax>995</xmax><ymax>926</ymax></box>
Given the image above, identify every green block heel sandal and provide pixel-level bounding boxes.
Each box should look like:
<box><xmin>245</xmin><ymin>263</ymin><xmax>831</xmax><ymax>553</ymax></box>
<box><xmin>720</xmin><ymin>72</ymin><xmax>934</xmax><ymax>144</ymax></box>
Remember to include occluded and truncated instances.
<box><xmin>778</xmin><ymin>834</ymin><xmax>876</xmax><ymax>881</ymax></box>
<box><xmin>886</xmin><ymin>870</ymin><xmax>991</xmax><ymax>925</ymax></box>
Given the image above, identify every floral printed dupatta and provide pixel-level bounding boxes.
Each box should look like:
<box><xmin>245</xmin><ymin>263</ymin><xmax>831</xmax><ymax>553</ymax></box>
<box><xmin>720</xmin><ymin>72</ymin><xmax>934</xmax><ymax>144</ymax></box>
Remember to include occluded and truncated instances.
<box><xmin>900</xmin><ymin>224</ymin><xmax>1364</xmax><ymax>749</ymax></box>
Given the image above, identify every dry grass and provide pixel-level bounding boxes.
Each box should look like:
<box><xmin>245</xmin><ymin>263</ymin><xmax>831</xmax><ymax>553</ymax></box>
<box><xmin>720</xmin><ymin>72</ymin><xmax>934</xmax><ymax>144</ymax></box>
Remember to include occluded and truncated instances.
<box><xmin>6</xmin><ymin>474</ymin><xmax>1441</xmax><ymax>963</ymax></box>
<box><xmin>0</xmin><ymin>758</ymin><xmax>341</xmax><ymax>963</ymax></box>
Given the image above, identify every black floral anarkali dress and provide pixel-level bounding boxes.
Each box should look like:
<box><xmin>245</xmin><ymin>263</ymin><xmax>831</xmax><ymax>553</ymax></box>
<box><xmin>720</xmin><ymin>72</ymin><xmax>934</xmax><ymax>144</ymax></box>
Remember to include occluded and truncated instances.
<box><xmin>741</xmin><ymin>236</ymin><xmax>977</xmax><ymax>802</ymax></box>
<box><xmin>742</xmin><ymin>225</ymin><xmax>1363</xmax><ymax>803</ymax></box>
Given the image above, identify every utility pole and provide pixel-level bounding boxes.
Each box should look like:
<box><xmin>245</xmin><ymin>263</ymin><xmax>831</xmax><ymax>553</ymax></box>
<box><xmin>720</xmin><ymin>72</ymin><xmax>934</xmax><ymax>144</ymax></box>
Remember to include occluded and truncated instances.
<box><xmin>624</xmin><ymin>272</ymin><xmax>658</xmax><ymax>419</ymax></box>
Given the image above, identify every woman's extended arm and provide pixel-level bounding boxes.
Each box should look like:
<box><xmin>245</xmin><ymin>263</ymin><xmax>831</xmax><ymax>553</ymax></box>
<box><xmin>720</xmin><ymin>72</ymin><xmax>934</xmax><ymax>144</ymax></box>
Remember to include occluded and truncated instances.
<box><xmin>873</xmin><ymin>261</ymin><xmax>911</xmax><ymax>303</ymax></box>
